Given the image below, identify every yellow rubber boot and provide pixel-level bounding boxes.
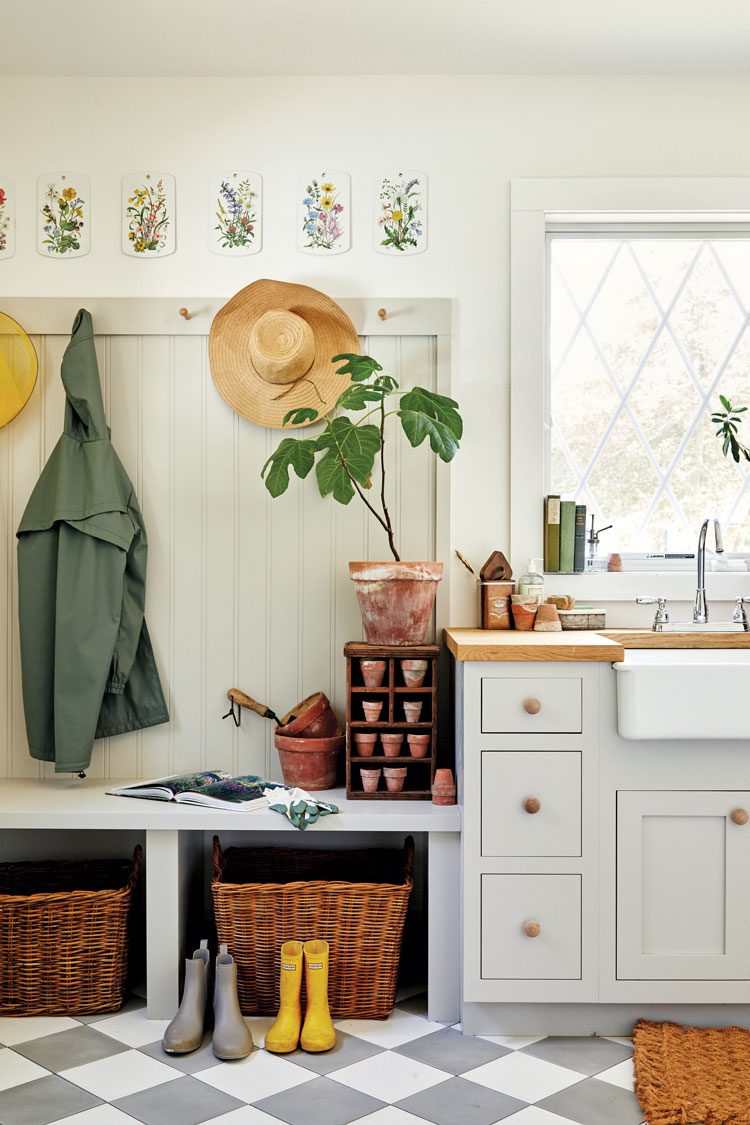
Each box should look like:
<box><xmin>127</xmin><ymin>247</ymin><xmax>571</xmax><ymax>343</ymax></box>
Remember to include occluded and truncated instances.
<box><xmin>265</xmin><ymin>941</ymin><xmax>303</xmax><ymax>1054</ymax></box>
<box><xmin>300</xmin><ymin>940</ymin><xmax>336</xmax><ymax>1052</ymax></box>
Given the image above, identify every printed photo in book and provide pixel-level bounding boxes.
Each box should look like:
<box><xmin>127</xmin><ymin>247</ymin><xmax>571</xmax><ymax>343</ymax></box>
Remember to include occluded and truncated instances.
<box><xmin>107</xmin><ymin>772</ymin><xmax>286</xmax><ymax>812</ymax></box>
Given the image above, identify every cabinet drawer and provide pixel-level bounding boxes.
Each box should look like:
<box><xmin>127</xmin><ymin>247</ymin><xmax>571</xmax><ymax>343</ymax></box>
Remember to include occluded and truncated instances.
<box><xmin>482</xmin><ymin>751</ymin><xmax>581</xmax><ymax>857</ymax></box>
<box><xmin>481</xmin><ymin>677</ymin><xmax>582</xmax><ymax>734</ymax></box>
<box><xmin>481</xmin><ymin>874</ymin><xmax>581</xmax><ymax>979</ymax></box>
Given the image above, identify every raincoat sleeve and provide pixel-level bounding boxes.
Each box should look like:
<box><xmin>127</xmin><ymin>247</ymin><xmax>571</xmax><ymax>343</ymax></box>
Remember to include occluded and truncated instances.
<box><xmin>106</xmin><ymin>493</ymin><xmax>147</xmax><ymax>696</ymax></box>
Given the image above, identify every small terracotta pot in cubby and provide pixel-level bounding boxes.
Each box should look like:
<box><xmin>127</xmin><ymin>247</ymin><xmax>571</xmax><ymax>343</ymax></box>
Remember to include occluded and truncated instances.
<box><xmin>360</xmin><ymin>768</ymin><xmax>381</xmax><ymax>792</ymax></box>
<box><xmin>400</xmin><ymin>659</ymin><xmax>428</xmax><ymax>687</ymax></box>
<box><xmin>360</xmin><ymin>659</ymin><xmax>387</xmax><ymax>688</ymax></box>
<box><xmin>353</xmin><ymin>732</ymin><xmax>378</xmax><ymax>757</ymax></box>
<box><xmin>383</xmin><ymin>767</ymin><xmax>407</xmax><ymax>793</ymax></box>
<box><xmin>381</xmin><ymin>732</ymin><xmax>404</xmax><ymax>758</ymax></box>
<box><xmin>407</xmin><ymin>733</ymin><xmax>431</xmax><ymax>758</ymax></box>
<box><xmin>362</xmin><ymin>700</ymin><xmax>383</xmax><ymax>722</ymax></box>
<box><xmin>402</xmin><ymin>700</ymin><xmax>423</xmax><ymax>723</ymax></box>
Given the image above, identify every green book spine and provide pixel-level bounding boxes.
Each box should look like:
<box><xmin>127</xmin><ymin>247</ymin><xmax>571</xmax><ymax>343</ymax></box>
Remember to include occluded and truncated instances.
<box><xmin>544</xmin><ymin>495</ymin><xmax>561</xmax><ymax>572</ymax></box>
<box><xmin>574</xmin><ymin>505</ymin><xmax>587</xmax><ymax>572</ymax></box>
<box><xmin>559</xmin><ymin>501</ymin><xmax>576</xmax><ymax>573</ymax></box>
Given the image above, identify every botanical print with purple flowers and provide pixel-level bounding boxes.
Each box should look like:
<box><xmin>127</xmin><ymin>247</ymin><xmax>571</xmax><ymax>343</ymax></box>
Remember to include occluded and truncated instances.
<box><xmin>0</xmin><ymin>182</ymin><xmax>12</xmax><ymax>259</ymax></box>
<box><xmin>375</xmin><ymin>170</ymin><xmax>427</xmax><ymax>255</ymax></box>
<box><xmin>299</xmin><ymin>170</ymin><xmax>350</xmax><ymax>254</ymax></box>
<box><xmin>210</xmin><ymin>171</ymin><xmax>261</xmax><ymax>255</ymax></box>
<box><xmin>38</xmin><ymin>173</ymin><xmax>90</xmax><ymax>257</ymax></box>
<box><xmin>122</xmin><ymin>173</ymin><xmax>176</xmax><ymax>257</ymax></box>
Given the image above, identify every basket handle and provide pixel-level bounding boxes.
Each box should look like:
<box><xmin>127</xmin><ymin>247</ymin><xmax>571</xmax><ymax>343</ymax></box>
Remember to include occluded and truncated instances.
<box><xmin>403</xmin><ymin>835</ymin><xmax>415</xmax><ymax>886</ymax></box>
<box><xmin>212</xmin><ymin>835</ymin><xmax>225</xmax><ymax>881</ymax></box>
<box><xmin>127</xmin><ymin>845</ymin><xmax>143</xmax><ymax>890</ymax></box>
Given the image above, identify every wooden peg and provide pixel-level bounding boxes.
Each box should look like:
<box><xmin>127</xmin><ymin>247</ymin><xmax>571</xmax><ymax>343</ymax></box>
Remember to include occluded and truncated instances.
<box><xmin>377</xmin><ymin>308</ymin><xmax>388</xmax><ymax>321</ymax></box>
<box><xmin>178</xmin><ymin>307</ymin><xmax>191</xmax><ymax>321</ymax></box>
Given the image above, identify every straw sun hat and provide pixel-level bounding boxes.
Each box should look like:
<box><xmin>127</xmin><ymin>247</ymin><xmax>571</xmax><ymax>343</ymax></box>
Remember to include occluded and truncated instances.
<box><xmin>209</xmin><ymin>279</ymin><xmax>359</xmax><ymax>429</ymax></box>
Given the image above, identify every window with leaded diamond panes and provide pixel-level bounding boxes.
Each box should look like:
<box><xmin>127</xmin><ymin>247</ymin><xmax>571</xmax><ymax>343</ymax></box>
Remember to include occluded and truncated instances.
<box><xmin>548</xmin><ymin>235</ymin><xmax>750</xmax><ymax>554</ymax></box>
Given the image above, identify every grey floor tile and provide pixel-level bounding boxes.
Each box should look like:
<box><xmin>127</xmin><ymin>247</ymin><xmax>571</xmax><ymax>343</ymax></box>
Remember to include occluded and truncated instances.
<box><xmin>0</xmin><ymin>1075</ymin><xmax>102</xmax><ymax>1125</ymax></box>
<box><xmin>77</xmin><ymin>994</ymin><xmax>147</xmax><ymax>1025</ymax></box>
<box><xmin>397</xmin><ymin>1075</ymin><xmax>527</xmax><ymax>1125</ymax></box>
<box><xmin>395</xmin><ymin>1028</ymin><xmax>511</xmax><ymax>1075</ymax></box>
<box><xmin>256</xmin><ymin>1074</ymin><xmax>385</xmax><ymax>1125</ymax></box>
<box><xmin>283</xmin><ymin>1031</ymin><xmax>386</xmax><ymax>1075</ymax></box>
<box><xmin>520</xmin><ymin>1036</ymin><xmax>633</xmax><ymax>1076</ymax></box>
<box><xmin>537</xmin><ymin>1076</ymin><xmax>644</xmax><ymax>1125</ymax></box>
<box><xmin>13</xmin><ymin>1025</ymin><xmax>129</xmax><ymax>1071</ymax></box>
<box><xmin>113</xmin><ymin>1074</ymin><xmax>245</xmax><ymax>1125</ymax></box>
<box><xmin>139</xmin><ymin>1031</ymin><xmax>223</xmax><ymax>1075</ymax></box>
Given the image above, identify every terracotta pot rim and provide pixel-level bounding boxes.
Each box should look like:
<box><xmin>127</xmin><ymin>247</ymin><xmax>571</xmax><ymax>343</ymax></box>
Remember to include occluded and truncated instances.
<box><xmin>349</xmin><ymin>561</ymin><xmax>444</xmax><ymax>583</ymax></box>
<box><xmin>274</xmin><ymin>733</ymin><xmax>344</xmax><ymax>753</ymax></box>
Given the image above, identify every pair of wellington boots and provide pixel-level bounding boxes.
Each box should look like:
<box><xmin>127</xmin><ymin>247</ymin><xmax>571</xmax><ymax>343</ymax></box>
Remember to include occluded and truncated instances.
<box><xmin>162</xmin><ymin>940</ymin><xmax>254</xmax><ymax>1060</ymax></box>
<box><xmin>266</xmin><ymin>939</ymin><xmax>336</xmax><ymax>1054</ymax></box>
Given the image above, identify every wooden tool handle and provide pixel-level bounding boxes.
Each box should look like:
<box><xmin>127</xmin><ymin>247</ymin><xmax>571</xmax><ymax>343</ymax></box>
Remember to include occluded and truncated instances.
<box><xmin>731</xmin><ymin>808</ymin><xmax>749</xmax><ymax>825</ymax></box>
<box><xmin>523</xmin><ymin>920</ymin><xmax>541</xmax><ymax>938</ymax></box>
<box><xmin>524</xmin><ymin>797</ymin><xmax>542</xmax><ymax>814</ymax></box>
<box><xmin>226</xmin><ymin>688</ymin><xmax>278</xmax><ymax>722</ymax></box>
<box><xmin>523</xmin><ymin>698</ymin><xmax>542</xmax><ymax>715</ymax></box>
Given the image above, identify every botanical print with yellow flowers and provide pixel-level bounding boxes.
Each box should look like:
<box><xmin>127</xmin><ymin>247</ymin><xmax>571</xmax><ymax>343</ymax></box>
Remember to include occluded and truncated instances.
<box><xmin>299</xmin><ymin>170</ymin><xmax>350</xmax><ymax>254</ymax></box>
<box><xmin>0</xmin><ymin>181</ymin><xmax>13</xmax><ymax>259</ymax></box>
<box><xmin>122</xmin><ymin>173</ymin><xmax>176</xmax><ymax>257</ymax></box>
<box><xmin>376</xmin><ymin>170</ymin><xmax>427</xmax><ymax>255</ymax></box>
<box><xmin>210</xmin><ymin>171</ymin><xmax>262</xmax><ymax>255</ymax></box>
<box><xmin>38</xmin><ymin>174</ymin><xmax>90</xmax><ymax>257</ymax></box>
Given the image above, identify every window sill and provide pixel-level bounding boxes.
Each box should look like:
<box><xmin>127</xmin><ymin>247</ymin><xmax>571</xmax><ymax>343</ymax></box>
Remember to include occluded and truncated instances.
<box><xmin>543</xmin><ymin>571</ymin><xmax>750</xmax><ymax>603</ymax></box>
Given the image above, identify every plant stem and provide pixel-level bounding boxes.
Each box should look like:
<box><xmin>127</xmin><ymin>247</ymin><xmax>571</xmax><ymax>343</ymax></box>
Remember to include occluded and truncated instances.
<box><xmin>378</xmin><ymin>395</ymin><xmax>399</xmax><ymax>561</ymax></box>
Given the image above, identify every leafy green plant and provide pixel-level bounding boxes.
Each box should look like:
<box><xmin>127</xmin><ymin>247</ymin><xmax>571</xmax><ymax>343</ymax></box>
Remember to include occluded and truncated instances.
<box><xmin>712</xmin><ymin>395</ymin><xmax>750</xmax><ymax>463</ymax></box>
<box><xmin>261</xmin><ymin>353</ymin><xmax>463</xmax><ymax>561</ymax></box>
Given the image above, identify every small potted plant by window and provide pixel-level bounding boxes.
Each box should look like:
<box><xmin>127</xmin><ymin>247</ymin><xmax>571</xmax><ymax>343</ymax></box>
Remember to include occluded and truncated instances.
<box><xmin>261</xmin><ymin>354</ymin><xmax>463</xmax><ymax>644</ymax></box>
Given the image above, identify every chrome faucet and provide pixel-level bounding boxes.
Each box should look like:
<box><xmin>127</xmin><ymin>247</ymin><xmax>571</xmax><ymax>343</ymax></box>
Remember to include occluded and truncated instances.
<box><xmin>694</xmin><ymin>518</ymin><xmax>723</xmax><ymax>624</ymax></box>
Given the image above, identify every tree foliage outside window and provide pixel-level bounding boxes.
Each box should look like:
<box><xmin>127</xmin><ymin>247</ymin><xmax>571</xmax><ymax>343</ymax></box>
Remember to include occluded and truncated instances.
<box><xmin>549</xmin><ymin>236</ymin><xmax>750</xmax><ymax>553</ymax></box>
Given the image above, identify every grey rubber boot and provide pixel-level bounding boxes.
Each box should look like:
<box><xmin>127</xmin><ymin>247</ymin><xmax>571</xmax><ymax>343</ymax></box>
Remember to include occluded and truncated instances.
<box><xmin>213</xmin><ymin>944</ymin><xmax>254</xmax><ymax>1060</ymax></box>
<box><xmin>162</xmin><ymin>939</ymin><xmax>210</xmax><ymax>1054</ymax></box>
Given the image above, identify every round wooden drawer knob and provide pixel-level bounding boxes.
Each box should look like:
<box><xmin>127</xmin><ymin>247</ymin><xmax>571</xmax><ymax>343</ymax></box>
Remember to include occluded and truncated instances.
<box><xmin>523</xmin><ymin>920</ymin><xmax>541</xmax><ymax>938</ymax></box>
<box><xmin>731</xmin><ymin>808</ymin><xmax>749</xmax><ymax>825</ymax></box>
<box><xmin>523</xmin><ymin>698</ymin><xmax>542</xmax><ymax>715</ymax></box>
<box><xmin>524</xmin><ymin>797</ymin><xmax>542</xmax><ymax>814</ymax></box>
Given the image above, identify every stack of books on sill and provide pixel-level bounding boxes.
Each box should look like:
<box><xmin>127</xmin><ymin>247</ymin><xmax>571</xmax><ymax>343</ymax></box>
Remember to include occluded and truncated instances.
<box><xmin>544</xmin><ymin>495</ymin><xmax>586</xmax><ymax>573</ymax></box>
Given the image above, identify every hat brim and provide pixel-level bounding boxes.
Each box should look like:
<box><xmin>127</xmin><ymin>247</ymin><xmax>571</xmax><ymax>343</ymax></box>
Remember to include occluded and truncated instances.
<box><xmin>209</xmin><ymin>279</ymin><xmax>359</xmax><ymax>429</ymax></box>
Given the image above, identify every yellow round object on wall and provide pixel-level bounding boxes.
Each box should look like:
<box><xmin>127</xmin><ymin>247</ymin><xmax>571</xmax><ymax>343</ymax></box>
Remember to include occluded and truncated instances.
<box><xmin>0</xmin><ymin>312</ymin><xmax>38</xmax><ymax>428</ymax></box>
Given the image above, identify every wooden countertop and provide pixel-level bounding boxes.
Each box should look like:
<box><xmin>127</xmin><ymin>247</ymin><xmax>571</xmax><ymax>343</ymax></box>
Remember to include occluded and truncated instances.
<box><xmin>601</xmin><ymin>629</ymin><xmax>750</xmax><ymax>648</ymax></box>
<box><xmin>443</xmin><ymin>628</ymin><xmax>625</xmax><ymax>662</ymax></box>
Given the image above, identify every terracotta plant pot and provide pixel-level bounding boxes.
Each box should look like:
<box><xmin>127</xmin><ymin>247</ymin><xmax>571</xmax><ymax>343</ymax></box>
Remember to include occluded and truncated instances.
<box><xmin>406</xmin><ymin>733</ymin><xmax>431</xmax><ymax>758</ymax></box>
<box><xmin>360</xmin><ymin>768</ymin><xmax>381</xmax><ymax>793</ymax></box>
<box><xmin>383</xmin><ymin>767</ymin><xmax>407</xmax><ymax>793</ymax></box>
<box><xmin>349</xmin><ymin>561</ymin><xmax>443</xmax><ymax>645</ymax></box>
<box><xmin>380</xmin><ymin>733</ymin><xmax>404</xmax><ymax>758</ymax></box>
<box><xmin>274</xmin><ymin>732</ymin><xmax>344</xmax><ymax>790</ymax></box>
<box><xmin>360</xmin><ymin>659</ymin><xmax>387</xmax><ymax>688</ymax></box>
<box><xmin>511</xmin><ymin>594</ymin><xmax>538</xmax><ymax>632</ymax></box>
<box><xmin>432</xmin><ymin>767</ymin><xmax>457</xmax><ymax>806</ymax></box>
<box><xmin>362</xmin><ymin>700</ymin><xmax>383</xmax><ymax>722</ymax></box>
<box><xmin>402</xmin><ymin>700</ymin><xmax>423</xmax><ymax>723</ymax></box>
<box><xmin>277</xmin><ymin>691</ymin><xmax>339</xmax><ymax>738</ymax></box>
<box><xmin>401</xmin><ymin>659</ymin><xmax>428</xmax><ymax>687</ymax></box>
<box><xmin>353</xmin><ymin>732</ymin><xmax>378</xmax><ymax>757</ymax></box>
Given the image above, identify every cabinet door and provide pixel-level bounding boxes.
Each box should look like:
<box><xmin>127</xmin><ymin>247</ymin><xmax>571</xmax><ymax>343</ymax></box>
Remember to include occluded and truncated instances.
<box><xmin>617</xmin><ymin>791</ymin><xmax>750</xmax><ymax>980</ymax></box>
<box><xmin>482</xmin><ymin>751</ymin><xmax>581</xmax><ymax>857</ymax></box>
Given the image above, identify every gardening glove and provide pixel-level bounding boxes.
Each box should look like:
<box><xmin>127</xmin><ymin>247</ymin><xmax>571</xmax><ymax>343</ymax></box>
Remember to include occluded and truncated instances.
<box><xmin>264</xmin><ymin>786</ymin><xmax>339</xmax><ymax>831</ymax></box>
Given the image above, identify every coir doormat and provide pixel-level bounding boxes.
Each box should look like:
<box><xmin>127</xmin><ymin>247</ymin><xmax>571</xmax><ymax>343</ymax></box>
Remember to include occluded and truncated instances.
<box><xmin>634</xmin><ymin>1019</ymin><xmax>750</xmax><ymax>1125</ymax></box>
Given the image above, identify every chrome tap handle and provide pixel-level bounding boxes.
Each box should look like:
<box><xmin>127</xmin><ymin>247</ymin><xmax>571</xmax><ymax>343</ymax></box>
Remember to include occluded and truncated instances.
<box><xmin>636</xmin><ymin>596</ymin><xmax>669</xmax><ymax>632</ymax></box>
<box><xmin>732</xmin><ymin>596</ymin><xmax>750</xmax><ymax>629</ymax></box>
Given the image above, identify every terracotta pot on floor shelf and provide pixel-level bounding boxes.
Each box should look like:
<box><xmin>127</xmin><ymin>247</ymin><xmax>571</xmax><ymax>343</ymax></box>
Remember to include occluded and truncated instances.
<box><xmin>349</xmin><ymin>561</ymin><xmax>443</xmax><ymax>645</ymax></box>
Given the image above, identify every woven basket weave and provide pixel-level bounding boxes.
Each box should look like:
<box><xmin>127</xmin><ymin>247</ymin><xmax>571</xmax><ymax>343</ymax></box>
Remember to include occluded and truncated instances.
<box><xmin>212</xmin><ymin>835</ymin><xmax>414</xmax><ymax>1019</ymax></box>
<box><xmin>0</xmin><ymin>846</ymin><xmax>141</xmax><ymax>1016</ymax></box>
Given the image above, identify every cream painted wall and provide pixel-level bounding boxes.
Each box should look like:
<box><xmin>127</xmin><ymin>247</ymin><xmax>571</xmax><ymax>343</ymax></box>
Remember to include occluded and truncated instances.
<box><xmin>3</xmin><ymin>75</ymin><xmax>750</xmax><ymax>627</ymax></box>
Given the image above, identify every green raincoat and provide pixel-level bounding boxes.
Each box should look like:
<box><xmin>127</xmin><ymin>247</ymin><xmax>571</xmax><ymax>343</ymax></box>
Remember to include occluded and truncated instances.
<box><xmin>17</xmin><ymin>309</ymin><xmax>168</xmax><ymax>774</ymax></box>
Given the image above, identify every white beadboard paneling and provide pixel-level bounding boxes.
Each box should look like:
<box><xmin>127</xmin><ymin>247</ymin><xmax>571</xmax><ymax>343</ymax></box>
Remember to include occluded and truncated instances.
<box><xmin>0</xmin><ymin>300</ymin><xmax>450</xmax><ymax>780</ymax></box>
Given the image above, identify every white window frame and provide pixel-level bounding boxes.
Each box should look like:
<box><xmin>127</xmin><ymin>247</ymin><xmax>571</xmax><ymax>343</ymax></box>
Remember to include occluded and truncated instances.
<box><xmin>510</xmin><ymin>176</ymin><xmax>750</xmax><ymax>603</ymax></box>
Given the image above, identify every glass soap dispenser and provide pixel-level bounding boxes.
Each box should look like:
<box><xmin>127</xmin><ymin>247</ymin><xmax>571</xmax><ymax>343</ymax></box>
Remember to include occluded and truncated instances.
<box><xmin>518</xmin><ymin>558</ymin><xmax>545</xmax><ymax>601</ymax></box>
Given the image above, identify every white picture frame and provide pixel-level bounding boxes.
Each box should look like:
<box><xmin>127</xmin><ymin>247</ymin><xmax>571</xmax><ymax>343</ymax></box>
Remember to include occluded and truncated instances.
<box><xmin>209</xmin><ymin>171</ymin><xmax>262</xmax><ymax>256</ymax></box>
<box><xmin>374</xmin><ymin>170</ymin><xmax>427</xmax><ymax>255</ymax></box>
<box><xmin>122</xmin><ymin>172</ymin><xmax>176</xmax><ymax>257</ymax></box>
<box><xmin>37</xmin><ymin>172</ymin><xmax>91</xmax><ymax>258</ymax></box>
<box><xmin>298</xmin><ymin>169</ymin><xmax>351</xmax><ymax>255</ymax></box>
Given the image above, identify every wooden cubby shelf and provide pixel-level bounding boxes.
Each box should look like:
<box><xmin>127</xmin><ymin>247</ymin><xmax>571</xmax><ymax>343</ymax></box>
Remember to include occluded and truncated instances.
<box><xmin>344</xmin><ymin>642</ymin><xmax>439</xmax><ymax>800</ymax></box>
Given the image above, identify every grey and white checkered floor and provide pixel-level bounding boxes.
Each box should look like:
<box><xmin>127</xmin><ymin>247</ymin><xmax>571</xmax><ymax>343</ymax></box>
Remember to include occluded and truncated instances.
<box><xmin>0</xmin><ymin>994</ymin><xmax>644</xmax><ymax>1125</ymax></box>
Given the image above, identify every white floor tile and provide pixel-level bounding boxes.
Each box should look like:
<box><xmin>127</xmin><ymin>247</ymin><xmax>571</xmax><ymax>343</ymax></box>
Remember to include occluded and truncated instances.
<box><xmin>335</xmin><ymin>1010</ymin><xmax>446</xmax><ymax>1048</ymax></box>
<box><xmin>463</xmin><ymin>1051</ymin><xmax>584</xmax><ymax>1103</ymax></box>
<box><xmin>347</xmin><ymin>1108</ymin><xmax>432</xmax><ymax>1125</ymax></box>
<box><xmin>60</xmin><ymin>1048</ymin><xmax>176</xmax><ymax>1100</ymax></box>
<box><xmin>477</xmin><ymin>1035</ymin><xmax>547</xmax><ymax>1051</ymax></box>
<box><xmin>241</xmin><ymin>1016</ymin><xmax>276</xmax><ymax>1049</ymax></box>
<box><xmin>596</xmin><ymin>1056</ymin><xmax>635</xmax><ymax>1090</ymax></box>
<box><xmin>0</xmin><ymin>1015</ymin><xmax>79</xmax><ymax>1046</ymax></box>
<box><xmin>0</xmin><ymin>1047</ymin><xmax>50</xmax><ymax>1091</ymax></box>
<box><xmin>194</xmin><ymin>1049</ymin><xmax>311</xmax><ymax>1103</ymax></box>
<box><xmin>92</xmin><ymin>1008</ymin><xmax>171</xmax><ymax>1048</ymax></box>
<box><xmin>331</xmin><ymin>1050</ymin><xmax>450</xmax><ymax>1102</ymax></box>
<box><xmin>502</xmin><ymin>1108</ymin><xmax>580</xmax><ymax>1125</ymax></box>
<box><xmin>54</xmin><ymin>1107</ymin><xmax>137</xmax><ymax>1124</ymax></box>
<box><xmin>201</xmin><ymin>1108</ymin><xmax>289</xmax><ymax>1125</ymax></box>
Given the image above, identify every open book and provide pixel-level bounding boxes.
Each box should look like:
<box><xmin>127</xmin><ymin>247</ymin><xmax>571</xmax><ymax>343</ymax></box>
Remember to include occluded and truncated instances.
<box><xmin>107</xmin><ymin>771</ymin><xmax>283</xmax><ymax>811</ymax></box>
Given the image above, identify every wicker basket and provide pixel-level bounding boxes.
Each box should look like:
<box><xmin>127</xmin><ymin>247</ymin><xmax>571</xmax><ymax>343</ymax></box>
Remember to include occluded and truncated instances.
<box><xmin>0</xmin><ymin>846</ymin><xmax>142</xmax><ymax>1016</ymax></box>
<box><xmin>212</xmin><ymin>835</ymin><xmax>414</xmax><ymax>1019</ymax></box>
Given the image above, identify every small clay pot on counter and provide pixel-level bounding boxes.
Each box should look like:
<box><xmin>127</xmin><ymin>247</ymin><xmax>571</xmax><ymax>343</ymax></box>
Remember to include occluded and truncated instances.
<box><xmin>383</xmin><ymin>767</ymin><xmax>407</xmax><ymax>793</ymax></box>
<box><xmin>360</xmin><ymin>768</ymin><xmax>381</xmax><ymax>793</ymax></box>
<box><xmin>353</xmin><ymin>731</ymin><xmax>378</xmax><ymax>757</ymax></box>
<box><xmin>511</xmin><ymin>594</ymin><xmax>538</xmax><ymax>631</ymax></box>
<box><xmin>402</xmin><ymin>700</ymin><xmax>423</xmax><ymax>723</ymax></box>
<box><xmin>360</xmin><ymin>659</ymin><xmax>386</xmax><ymax>688</ymax></box>
<box><xmin>400</xmin><ymin>659</ymin><xmax>428</xmax><ymax>687</ymax></box>
<box><xmin>406</xmin><ymin>733</ymin><xmax>431</xmax><ymax>758</ymax></box>
<box><xmin>380</xmin><ymin>732</ymin><xmax>404</xmax><ymax>758</ymax></box>
<box><xmin>362</xmin><ymin>699</ymin><xmax>384</xmax><ymax>722</ymax></box>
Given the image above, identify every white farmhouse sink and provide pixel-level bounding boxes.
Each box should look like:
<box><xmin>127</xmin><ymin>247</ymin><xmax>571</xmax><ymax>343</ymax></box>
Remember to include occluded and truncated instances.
<box><xmin>614</xmin><ymin>649</ymin><xmax>750</xmax><ymax>740</ymax></box>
